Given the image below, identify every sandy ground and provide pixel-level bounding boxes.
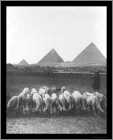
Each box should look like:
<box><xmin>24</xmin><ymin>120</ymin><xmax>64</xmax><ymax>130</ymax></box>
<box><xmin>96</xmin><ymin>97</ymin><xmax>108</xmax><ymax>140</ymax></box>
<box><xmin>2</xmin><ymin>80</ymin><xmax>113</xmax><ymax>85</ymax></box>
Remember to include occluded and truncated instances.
<box><xmin>7</xmin><ymin>115</ymin><xmax>106</xmax><ymax>134</ymax></box>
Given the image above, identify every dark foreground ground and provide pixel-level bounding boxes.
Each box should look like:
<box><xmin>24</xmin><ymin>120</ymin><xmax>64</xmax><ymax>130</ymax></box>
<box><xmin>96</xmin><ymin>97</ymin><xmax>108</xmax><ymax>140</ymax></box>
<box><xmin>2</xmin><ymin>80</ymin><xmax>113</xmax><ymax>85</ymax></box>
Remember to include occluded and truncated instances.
<box><xmin>7</xmin><ymin>114</ymin><xmax>106</xmax><ymax>134</ymax></box>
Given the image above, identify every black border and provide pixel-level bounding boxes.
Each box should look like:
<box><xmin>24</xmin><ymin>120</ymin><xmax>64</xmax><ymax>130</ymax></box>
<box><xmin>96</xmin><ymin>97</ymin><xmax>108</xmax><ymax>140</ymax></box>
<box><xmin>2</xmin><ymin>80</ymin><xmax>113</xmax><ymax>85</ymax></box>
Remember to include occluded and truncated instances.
<box><xmin>1</xmin><ymin>1</ymin><xmax>112</xmax><ymax>139</ymax></box>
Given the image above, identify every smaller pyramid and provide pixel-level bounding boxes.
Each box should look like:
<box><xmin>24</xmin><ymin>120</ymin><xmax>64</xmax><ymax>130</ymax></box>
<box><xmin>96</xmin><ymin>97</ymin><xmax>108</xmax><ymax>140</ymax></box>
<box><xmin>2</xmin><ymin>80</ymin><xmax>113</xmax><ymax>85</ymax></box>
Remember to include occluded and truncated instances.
<box><xmin>73</xmin><ymin>42</ymin><xmax>106</xmax><ymax>66</ymax></box>
<box><xmin>7</xmin><ymin>64</ymin><xmax>16</xmax><ymax>71</ymax></box>
<box><xmin>18</xmin><ymin>59</ymin><xmax>29</xmax><ymax>66</ymax></box>
<box><xmin>38</xmin><ymin>49</ymin><xmax>64</xmax><ymax>66</ymax></box>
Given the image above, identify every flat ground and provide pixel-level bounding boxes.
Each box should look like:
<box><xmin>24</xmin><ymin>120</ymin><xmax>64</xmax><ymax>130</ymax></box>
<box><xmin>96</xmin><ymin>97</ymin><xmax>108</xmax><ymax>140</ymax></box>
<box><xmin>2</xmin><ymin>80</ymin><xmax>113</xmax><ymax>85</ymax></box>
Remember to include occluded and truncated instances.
<box><xmin>7</xmin><ymin>115</ymin><xmax>106</xmax><ymax>134</ymax></box>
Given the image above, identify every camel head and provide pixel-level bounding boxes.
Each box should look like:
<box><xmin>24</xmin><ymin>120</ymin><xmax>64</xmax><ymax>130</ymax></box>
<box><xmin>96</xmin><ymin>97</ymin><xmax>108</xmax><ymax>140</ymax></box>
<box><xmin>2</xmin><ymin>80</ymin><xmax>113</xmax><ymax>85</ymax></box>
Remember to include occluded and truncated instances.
<box><xmin>31</xmin><ymin>88</ymin><xmax>37</xmax><ymax>95</ymax></box>
<box><xmin>61</xmin><ymin>86</ymin><xmax>66</xmax><ymax>92</ymax></box>
<box><xmin>22</xmin><ymin>87</ymin><xmax>30</xmax><ymax>94</ymax></box>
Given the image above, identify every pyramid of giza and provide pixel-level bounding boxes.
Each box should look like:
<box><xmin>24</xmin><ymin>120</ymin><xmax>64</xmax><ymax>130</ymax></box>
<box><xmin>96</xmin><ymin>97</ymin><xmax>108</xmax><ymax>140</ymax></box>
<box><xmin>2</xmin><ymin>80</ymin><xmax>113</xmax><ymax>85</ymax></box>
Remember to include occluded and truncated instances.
<box><xmin>7</xmin><ymin>64</ymin><xmax>17</xmax><ymax>71</ymax></box>
<box><xmin>18</xmin><ymin>59</ymin><xmax>29</xmax><ymax>66</ymax></box>
<box><xmin>73</xmin><ymin>42</ymin><xmax>106</xmax><ymax>66</ymax></box>
<box><xmin>38</xmin><ymin>49</ymin><xmax>64</xmax><ymax>66</ymax></box>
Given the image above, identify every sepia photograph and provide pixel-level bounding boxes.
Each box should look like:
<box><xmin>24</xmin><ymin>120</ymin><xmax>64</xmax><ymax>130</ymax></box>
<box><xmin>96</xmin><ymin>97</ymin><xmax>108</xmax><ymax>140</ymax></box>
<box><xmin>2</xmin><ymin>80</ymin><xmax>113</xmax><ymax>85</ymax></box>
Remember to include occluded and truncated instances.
<box><xmin>1</xmin><ymin>1</ymin><xmax>112</xmax><ymax>139</ymax></box>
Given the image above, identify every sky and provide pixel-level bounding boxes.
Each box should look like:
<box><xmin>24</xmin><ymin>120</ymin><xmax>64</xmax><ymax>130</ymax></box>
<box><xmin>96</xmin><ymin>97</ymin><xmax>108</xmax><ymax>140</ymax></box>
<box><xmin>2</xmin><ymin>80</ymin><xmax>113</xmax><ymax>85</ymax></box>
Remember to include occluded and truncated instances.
<box><xmin>7</xmin><ymin>6</ymin><xmax>107</xmax><ymax>64</ymax></box>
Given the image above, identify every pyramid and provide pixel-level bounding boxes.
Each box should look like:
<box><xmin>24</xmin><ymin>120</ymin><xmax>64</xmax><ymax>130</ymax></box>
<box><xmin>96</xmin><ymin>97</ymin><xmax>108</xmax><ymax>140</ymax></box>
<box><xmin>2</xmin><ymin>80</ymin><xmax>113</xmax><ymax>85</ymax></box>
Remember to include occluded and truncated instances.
<box><xmin>73</xmin><ymin>42</ymin><xmax>106</xmax><ymax>66</ymax></box>
<box><xmin>38</xmin><ymin>49</ymin><xmax>64</xmax><ymax>66</ymax></box>
<box><xmin>18</xmin><ymin>59</ymin><xmax>29</xmax><ymax>66</ymax></box>
<box><xmin>7</xmin><ymin>64</ymin><xmax>17</xmax><ymax>71</ymax></box>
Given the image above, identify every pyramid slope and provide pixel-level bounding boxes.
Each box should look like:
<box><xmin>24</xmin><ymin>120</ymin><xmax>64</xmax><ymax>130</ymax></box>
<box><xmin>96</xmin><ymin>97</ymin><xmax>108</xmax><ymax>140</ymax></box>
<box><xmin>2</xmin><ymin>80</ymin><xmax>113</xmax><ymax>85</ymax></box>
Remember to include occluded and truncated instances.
<box><xmin>7</xmin><ymin>64</ymin><xmax>17</xmax><ymax>71</ymax></box>
<box><xmin>73</xmin><ymin>43</ymin><xmax>106</xmax><ymax>66</ymax></box>
<box><xmin>38</xmin><ymin>49</ymin><xmax>64</xmax><ymax>66</ymax></box>
<box><xmin>18</xmin><ymin>59</ymin><xmax>29</xmax><ymax>66</ymax></box>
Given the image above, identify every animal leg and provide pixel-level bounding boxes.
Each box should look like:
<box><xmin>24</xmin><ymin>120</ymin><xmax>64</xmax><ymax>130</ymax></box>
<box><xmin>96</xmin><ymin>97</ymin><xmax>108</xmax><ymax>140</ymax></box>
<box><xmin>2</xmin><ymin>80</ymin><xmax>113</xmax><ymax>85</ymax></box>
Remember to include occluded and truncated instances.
<box><xmin>97</xmin><ymin>103</ymin><xmax>104</xmax><ymax>113</ymax></box>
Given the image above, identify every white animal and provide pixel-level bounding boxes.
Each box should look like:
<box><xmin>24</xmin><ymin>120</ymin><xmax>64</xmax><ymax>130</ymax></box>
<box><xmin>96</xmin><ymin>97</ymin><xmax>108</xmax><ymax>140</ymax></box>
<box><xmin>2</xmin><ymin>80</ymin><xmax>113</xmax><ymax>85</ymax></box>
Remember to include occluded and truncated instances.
<box><xmin>31</xmin><ymin>88</ymin><xmax>38</xmax><ymax>95</ymax></box>
<box><xmin>18</xmin><ymin>87</ymin><xmax>30</xmax><ymax>114</ymax></box>
<box><xmin>94</xmin><ymin>92</ymin><xmax>104</xmax><ymax>102</ymax></box>
<box><xmin>58</xmin><ymin>94</ymin><xmax>66</xmax><ymax>112</ymax></box>
<box><xmin>42</xmin><ymin>93</ymin><xmax>51</xmax><ymax>112</ymax></box>
<box><xmin>72</xmin><ymin>90</ymin><xmax>83</xmax><ymax>110</ymax></box>
<box><xmin>51</xmin><ymin>93</ymin><xmax>57</xmax><ymax>101</ymax></box>
<box><xmin>64</xmin><ymin>91</ymin><xmax>73</xmax><ymax>110</ymax></box>
<box><xmin>39</xmin><ymin>86</ymin><xmax>48</xmax><ymax>97</ymax></box>
<box><xmin>72</xmin><ymin>90</ymin><xmax>82</xmax><ymax>102</ymax></box>
<box><xmin>57</xmin><ymin>86</ymin><xmax>72</xmax><ymax>111</ymax></box>
<box><xmin>19</xmin><ymin>87</ymin><xmax>30</xmax><ymax>97</ymax></box>
<box><xmin>94</xmin><ymin>92</ymin><xmax>105</xmax><ymax>112</ymax></box>
<box><xmin>50</xmin><ymin>93</ymin><xmax>58</xmax><ymax>114</ymax></box>
<box><xmin>31</xmin><ymin>88</ymin><xmax>42</xmax><ymax>112</ymax></box>
<box><xmin>82</xmin><ymin>92</ymin><xmax>96</xmax><ymax>111</ymax></box>
<box><xmin>83</xmin><ymin>91</ymin><xmax>104</xmax><ymax>113</ymax></box>
<box><xmin>7</xmin><ymin>96</ymin><xmax>19</xmax><ymax>111</ymax></box>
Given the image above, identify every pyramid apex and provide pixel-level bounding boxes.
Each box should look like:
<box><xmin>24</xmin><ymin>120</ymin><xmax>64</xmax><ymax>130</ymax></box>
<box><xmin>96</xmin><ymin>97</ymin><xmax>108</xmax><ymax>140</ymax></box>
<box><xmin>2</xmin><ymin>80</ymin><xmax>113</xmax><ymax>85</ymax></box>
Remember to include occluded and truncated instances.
<box><xmin>21</xmin><ymin>59</ymin><xmax>26</xmax><ymax>62</ymax></box>
<box><xmin>87</xmin><ymin>42</ymin><xmax>97</xmax><ymax>48</ymax></box>
<box><xmin>18</xmin><ymin>59</ymin><xmax>29</xmax><ymax>65</ymax></box>
<box><xmin>89</xmin><ymin>42</ymin><xmax>95</xmax><ymax>45</ymax></box>
<box><xmin>50</xmin><ymin>48</ymin><xmax>57</xmax><ymax>53</ymax></box>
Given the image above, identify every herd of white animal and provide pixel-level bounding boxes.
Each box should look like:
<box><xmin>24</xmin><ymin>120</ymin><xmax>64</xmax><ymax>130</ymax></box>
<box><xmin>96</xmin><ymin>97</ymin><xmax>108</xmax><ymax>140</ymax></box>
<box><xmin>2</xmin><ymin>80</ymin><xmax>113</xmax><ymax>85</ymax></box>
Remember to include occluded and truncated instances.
<box><xmin>7</xmin><ymin>86</ymin><xmax>106</xmax><ymax>115</ymax></box>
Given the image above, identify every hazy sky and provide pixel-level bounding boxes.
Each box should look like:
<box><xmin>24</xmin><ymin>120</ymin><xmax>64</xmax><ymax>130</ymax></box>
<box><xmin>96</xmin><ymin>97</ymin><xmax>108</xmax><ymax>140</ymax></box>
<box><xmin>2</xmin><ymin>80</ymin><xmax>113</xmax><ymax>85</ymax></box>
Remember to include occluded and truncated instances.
<box><xmin>7</xmin><ymin>7</ymin><xmax>106</xmax><ymax>64</ymax></box>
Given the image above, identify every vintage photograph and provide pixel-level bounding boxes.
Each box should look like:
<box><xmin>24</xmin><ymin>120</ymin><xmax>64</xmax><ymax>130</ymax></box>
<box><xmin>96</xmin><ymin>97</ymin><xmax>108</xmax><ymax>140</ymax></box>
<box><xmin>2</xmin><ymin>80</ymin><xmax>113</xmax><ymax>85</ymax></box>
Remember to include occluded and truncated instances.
<box><xmin>6</xmin><ymin>6</ymin><xmax>107</xmax><ymax>134</ymax></box>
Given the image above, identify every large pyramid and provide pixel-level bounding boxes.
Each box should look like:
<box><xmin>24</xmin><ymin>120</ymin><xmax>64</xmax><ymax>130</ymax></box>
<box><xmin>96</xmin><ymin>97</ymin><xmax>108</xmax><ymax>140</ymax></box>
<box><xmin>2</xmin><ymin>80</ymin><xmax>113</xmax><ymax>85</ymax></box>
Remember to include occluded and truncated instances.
<box><xmin>73</xmin><ymin>42</ymin><xmax>106</xmax><ymax>66</ymax></box>
<box><xmin>18</xmin><ymin>59</ymin><xmax>29</xmax><ymax>66</ymax></box>
<box><xmin>38</xmin><ymin>49</ymin><xmax>64</xmax><ymax>66</ymax></box>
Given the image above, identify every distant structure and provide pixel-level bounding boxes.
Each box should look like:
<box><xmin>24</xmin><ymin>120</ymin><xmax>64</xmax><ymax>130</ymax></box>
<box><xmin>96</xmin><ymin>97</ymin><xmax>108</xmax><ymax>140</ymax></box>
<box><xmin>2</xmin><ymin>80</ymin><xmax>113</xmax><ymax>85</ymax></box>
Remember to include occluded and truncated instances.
<box><xmin>73</xmin><ymin>42</ymin><xmax>106</xmax><ymax>66</ymax></box>
<box><xmin>9</xmin><ymin>42</ymin><xmax>106</xmax><ymax>69</ymax></box>
<box><xmin>7</xmin><ymin>64</ymin><xmax>16</xmax><ymax>72</ymax></box>
<box><xmin>37</xmin><ymin>49</ymin><xmax>64</xmax><ymax>66</ymax></box>
<box><xmin>93</xmin><ymin>71</ymin><xmax>100</xmax><ymax>91</ymax></box>
<box><xmin>18</xmin><ymin>59</ymin><xmax>29</xmax><ymax>66</ymax></box>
